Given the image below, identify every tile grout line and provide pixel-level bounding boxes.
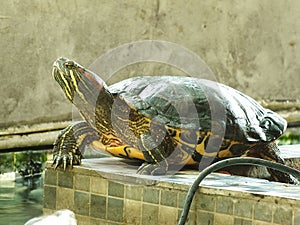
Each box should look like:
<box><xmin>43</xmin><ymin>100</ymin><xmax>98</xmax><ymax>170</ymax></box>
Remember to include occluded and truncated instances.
<box><xmin>122</xmin><ymin>184</ymin><xmax>125</xmax><ymax>224</ymax></box>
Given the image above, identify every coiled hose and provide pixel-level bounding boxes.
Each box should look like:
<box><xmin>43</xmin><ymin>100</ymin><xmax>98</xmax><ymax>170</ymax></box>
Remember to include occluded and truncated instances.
<box><xmin>177</xmin><ymin>158</ymin><xmax>300</xmax><ymax>225</ymax></box>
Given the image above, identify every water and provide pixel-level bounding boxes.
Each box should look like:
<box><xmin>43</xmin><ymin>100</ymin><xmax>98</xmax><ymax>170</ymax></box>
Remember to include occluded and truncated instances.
<box><xmin>0</xmin><ymin>174</ymin><xmax>44</xmax><ymax>225</ymax></box>
<box><xmin>0</xmin><ymin>150</ymin><xmax>48</xmax><ymax>225</ymax></box>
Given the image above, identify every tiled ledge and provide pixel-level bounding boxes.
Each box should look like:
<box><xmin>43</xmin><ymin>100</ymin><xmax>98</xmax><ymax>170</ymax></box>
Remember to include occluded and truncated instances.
<box><xmin>44</xmin><ymin>156</ymin><xmax>300</xmax><ymax>225</ymax></box>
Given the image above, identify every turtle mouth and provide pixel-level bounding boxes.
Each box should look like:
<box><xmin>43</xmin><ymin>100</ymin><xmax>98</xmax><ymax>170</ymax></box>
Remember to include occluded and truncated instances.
<box><xmin>52</xmin><ymin>58</ymin><xmax>66</xmax><ymax>82</ymax></box>
<box><xmin>52</xmin><ymin>65</ymin><xmax>66</xmax><ymax>86</ymax></box>
<box><xmin>52</xmin><ymin>66</ymin><xmax>59</xmax><ymax>81</ymax></box>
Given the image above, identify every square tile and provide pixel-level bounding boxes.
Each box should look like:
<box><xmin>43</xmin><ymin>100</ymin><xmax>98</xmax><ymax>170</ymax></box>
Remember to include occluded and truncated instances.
<box><xmin>216</xmin><ymin>196</ymin><xmax>234</xmax><ymax>214</ymax></box>
<box><xmin>58</xmin><ymin>170</ymin><xmax>73</xmax><ymax>188</ymax></box>
<box><xmin>108</xmin><ymin>181</ymin><xmax>124</xmax><ymax>198</ymax></box>
<box><xmin>160</xmin><ymin>190</ymin><xmax>178</xmax><ymax>207</ymax></box>
<box><xmin>196</xmin><ymin>211</ymin><xmax>214</xmax><ymax>225</ymax></box>
<box><xmin>91</xmin><ymin>176</ymin><xmax>108</xmax><ymax>195</ymax></box>
<box><xmin>56</xmin><ymin>187</ymin><xmax>74</xmax><ymax>210</ymax></box>
<box><xmin>158</xmin><ymin>205</ymin><xmax>178</xmax><ymax>225</ymax></box>
<box><xmin>44</xmin><ymin>169</ymin><xmax>57</xmax><ymax>186</ymax></box>
<box><xmin>74</xmin><ymin>191</ymin><xmax>90</xmax><ymax>216</ymax></box>
<box><xmin>234</xmin><ymin>199</ymin><xmax>253</xmax><ymax>218</ymax></box>
<box><xmin>125</xmin><ymin>185</ymin><xmax>143</xmax><ymax>201</ymax></box>
<box><xmin>44</xmin><ymin>185</ymin><xmax>56</xmax><ymax>210</ymax></box>
<box><xmin>124</xmin><ymin>199</ymin><xmax>142</xmax><ymax>224</ymax></box>
<box><xmin>214</xmin><ymin>213</ymin><xmax>234</xmax><ymax>225</ymax></box>
<box><xmin>107</xmin><ymin>197</ymin><xmax>124</xmax><ymax>222</ymax></box>
<box><xmin>90</xmin><ymin>194</ymin><xmax>107</xmax><ymax>219</ymax></box>
<box><xmin>142</xmin><ymin>203</ymin><xmax>159</xmax><ymax>225</ymax></box>
<box><xmin>196</xmin><ymin>193</ymin><xmax>215</xmax><ymax>211</ymax></box>
<box><xmin>273</xmin><ymin>205</ymin><xmax>292</xmax><ymax>225</ymax></box>
<box><xmin>143</xmin><ymin>188</ymin><xmax>160</xmax><ymax>204</ymax></box>
<box><xmin>74</xmin><ymin>174</ymin><xmax>90</xmax><ymax>192</ymax></box>
<box><xmin>254</xmin><ymin>202</ymin><xmax>272</xmax><ymax>222</ymax></box>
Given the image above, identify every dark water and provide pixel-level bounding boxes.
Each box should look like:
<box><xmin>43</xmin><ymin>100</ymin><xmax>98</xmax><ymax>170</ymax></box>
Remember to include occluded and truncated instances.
<box><xmin>0</xmin><ymin>175</ymin><xmax>44</xmax><ymax>225</ymax></box>
<box><xmin>0</xmin><ymin>150</ymin><xmax>47</xmax><ymax>225</ymax></box>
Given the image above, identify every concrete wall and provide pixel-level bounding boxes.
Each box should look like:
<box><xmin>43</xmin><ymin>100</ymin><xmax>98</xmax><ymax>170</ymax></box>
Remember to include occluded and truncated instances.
<box><xmin>1</xmin><ymin>0</ymin><xmax>300</xmax><ymax>129</ymax></box>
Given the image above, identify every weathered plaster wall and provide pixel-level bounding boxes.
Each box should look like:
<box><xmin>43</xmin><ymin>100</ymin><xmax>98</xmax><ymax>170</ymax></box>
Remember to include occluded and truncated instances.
<box><xmin>0</xmin><ymin>0</ymin><xmax>299</xmax><ymax>128</ymax></box>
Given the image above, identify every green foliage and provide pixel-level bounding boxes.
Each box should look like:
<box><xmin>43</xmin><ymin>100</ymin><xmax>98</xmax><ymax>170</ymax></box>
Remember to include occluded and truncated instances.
<box><xmin>0</xmin><ymin>152</ymin><xmax>14</xmax><ymax>174</ymax></box>
<box><xmin>0</xmin><ymin>150</ymin><xmax>48</xmax><ymax>174</ymax></box>
<box><xmin>278</xmin><ymin>133</ymin><xmax>300</xmax><ymax>145</ymax></box>
<box><xmin>278</xmin><ymin>127</ymin><xmax>300</xmax><ymax>145</ymax></box>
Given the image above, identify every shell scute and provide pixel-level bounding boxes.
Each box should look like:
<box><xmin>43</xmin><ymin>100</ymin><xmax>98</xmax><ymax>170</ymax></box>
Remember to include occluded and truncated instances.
<box><xmin>109</xmin><ymin>76</ymin><xmax>286</xmax><ymax>143</ymax></box>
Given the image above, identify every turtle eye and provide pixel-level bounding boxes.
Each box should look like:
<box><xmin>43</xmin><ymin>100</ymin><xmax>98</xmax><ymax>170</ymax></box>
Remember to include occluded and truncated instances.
<box><xmin>64</xmin><ymin>61</ymin><xmax>75</xmax><ymax>69</ymax></box>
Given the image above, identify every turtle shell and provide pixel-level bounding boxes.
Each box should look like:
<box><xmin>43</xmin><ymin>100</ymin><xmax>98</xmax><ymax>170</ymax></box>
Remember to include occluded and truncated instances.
<box><xmin>108</xmin><ymin>76</ymin><xmax>286</xmax><ymax>143</ymax></box>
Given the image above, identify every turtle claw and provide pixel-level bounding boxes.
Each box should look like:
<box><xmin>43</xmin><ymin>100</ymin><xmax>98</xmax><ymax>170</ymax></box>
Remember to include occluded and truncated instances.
<box><xmin>52</xmin><ymin>150</ymin><xmax>82</xmax><ymax>170</ymax></box>
<box><xmin>69</xmin><ymin>155</ymin><xmax>73</xmax><ymax>168</ymax></box>
<box><xmin>63</xmin><ymin>157</ymin><xmax>68</xmax><ymax>170</ymax></box>
<box><xmin>52</xmin><ymin>154</ymin><xmax>61</xmax><ymax>169</ymax></box>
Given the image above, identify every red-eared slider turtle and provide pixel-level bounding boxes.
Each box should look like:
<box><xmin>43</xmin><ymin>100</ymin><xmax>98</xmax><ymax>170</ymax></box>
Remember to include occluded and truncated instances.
<box><xmin>52</xmin><ymin>57</ymin><xmax>295</xmax><ymax>183</ymax></box>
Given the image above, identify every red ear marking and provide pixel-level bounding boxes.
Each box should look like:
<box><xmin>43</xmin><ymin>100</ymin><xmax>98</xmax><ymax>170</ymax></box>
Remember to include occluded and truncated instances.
<box><xmin>77</xmin><ymin>67</ymin><xmax>105</xmax><ymax>90</ymax></box>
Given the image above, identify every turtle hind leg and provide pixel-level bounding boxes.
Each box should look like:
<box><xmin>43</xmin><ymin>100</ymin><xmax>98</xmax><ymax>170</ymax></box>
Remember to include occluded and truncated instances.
<box><xmin>137</xmin><ymin>132</ymin><xmax>173</xmax><ymax>175</ymax></box>
<box><xmin>248</xmin><ymin>142</ymin><xmax>298</xmax><ymax>184</ymax></box>
<box><xmin>53</xmin><ymin>121</ymin><xmax>99</xmax><ymax>170</ymax></box>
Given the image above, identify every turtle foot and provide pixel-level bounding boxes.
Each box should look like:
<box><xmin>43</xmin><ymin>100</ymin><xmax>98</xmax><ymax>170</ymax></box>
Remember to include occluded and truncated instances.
<box><xmin>52</xmin><ymin>150</ymin><xmax>82</xmax><ymax>170</ymax></box>
<box><xmin>137</xmin><ymin>162</ymin><xmax>168</xmax><ymax>175</ymax></box>
<box><xmin>52</xmin><ymin>124</ymin><xmax>83</xmax><ymax>170</ymax></box>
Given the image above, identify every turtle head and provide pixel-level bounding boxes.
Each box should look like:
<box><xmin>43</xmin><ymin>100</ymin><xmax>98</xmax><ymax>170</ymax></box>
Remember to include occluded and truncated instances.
<box><xmin>52</xmin><ymin>57</ymin><xmax>108</xmax><ymax>104</ymax></box>
<box><xmin>52</xmin><ymin>57</ymin><xmax>114</xmax><ymax>129</ymax></box>
<box><xmin>259</xmin><ymin>110</ymin><xmax>287</xmax><ymax>141</ymax></box>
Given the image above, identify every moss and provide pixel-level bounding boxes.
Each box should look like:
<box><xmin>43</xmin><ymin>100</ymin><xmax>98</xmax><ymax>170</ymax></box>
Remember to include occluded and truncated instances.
<box><xmin>278</xmin><ymin>133</ymin><xmax>300</xmax><ymax>145</ymax></box>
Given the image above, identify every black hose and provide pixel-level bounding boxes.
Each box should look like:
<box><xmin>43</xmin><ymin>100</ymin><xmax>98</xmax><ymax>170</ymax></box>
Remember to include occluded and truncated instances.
<box><xmin>177</xmin><ymin>158</ymin><xmax>300</xmax><ymax>225</ymax></box>
<box><xmin>288</xmin><ymin>121</ymin><xmax>300</xmax><ymax>128</ymax></box>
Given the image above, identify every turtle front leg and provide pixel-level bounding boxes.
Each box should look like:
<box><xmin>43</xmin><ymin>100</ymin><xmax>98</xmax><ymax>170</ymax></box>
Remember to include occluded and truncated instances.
<box><xmin>53</xmin><ymin>121</ymin><xmax>99</xmax><ymax>170</ymax></box>
<box><xmin>137</xmin><ymin>132</ymin><xmax>174</xmax><ymax>175</ymax></box>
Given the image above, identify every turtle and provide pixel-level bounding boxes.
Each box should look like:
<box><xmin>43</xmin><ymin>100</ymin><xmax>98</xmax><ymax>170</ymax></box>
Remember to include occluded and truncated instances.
<box><xmin>52</xmin><ymin>57</ymin><xmax>296</xmax><ymax>184</ymax></box>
